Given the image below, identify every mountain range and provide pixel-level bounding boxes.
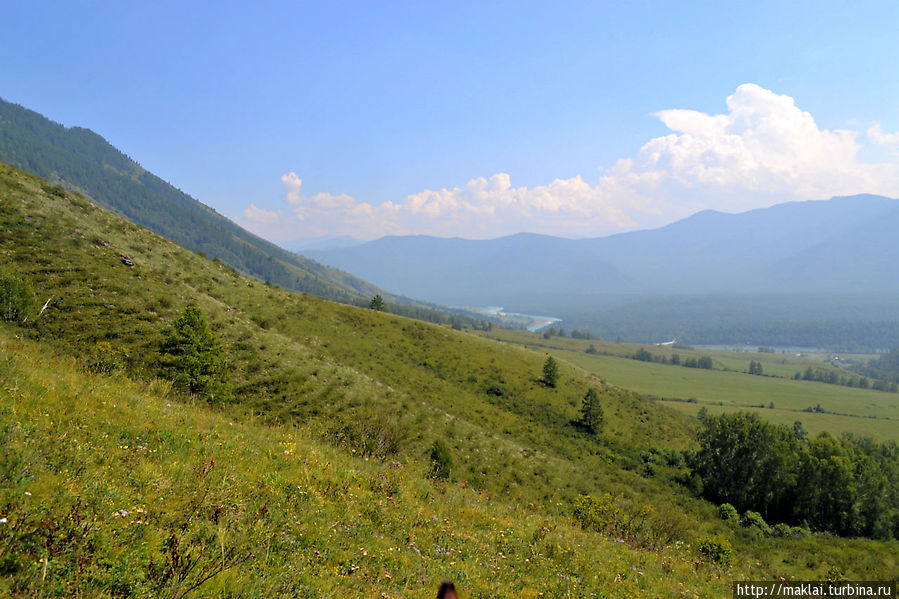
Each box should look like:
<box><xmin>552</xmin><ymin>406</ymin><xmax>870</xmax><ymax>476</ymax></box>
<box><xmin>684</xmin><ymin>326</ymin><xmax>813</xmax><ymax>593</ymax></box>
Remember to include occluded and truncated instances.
<box><xmin>305</xmin><ymin>194</ymin><xmax>899</xmax><ymax>305</ymax></box>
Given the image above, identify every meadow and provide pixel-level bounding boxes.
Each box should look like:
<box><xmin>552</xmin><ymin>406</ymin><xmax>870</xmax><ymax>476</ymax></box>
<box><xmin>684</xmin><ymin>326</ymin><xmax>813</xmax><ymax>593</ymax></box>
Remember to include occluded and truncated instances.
<box><xmin>487</xmin><ymin>331</ymin><xmax>899</xmax><ymax>442</ymax></box>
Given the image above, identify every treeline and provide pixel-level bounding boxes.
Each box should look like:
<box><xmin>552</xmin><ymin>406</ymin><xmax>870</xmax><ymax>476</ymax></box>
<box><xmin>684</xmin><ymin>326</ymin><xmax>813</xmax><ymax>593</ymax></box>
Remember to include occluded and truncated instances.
<box><xmin>542</xmin><ymin>327</ymin><xmax>595</xmax><ymax>339</ymax></box>
<box><xmin>793</xmin><ymin>367</ymin><xmax>898</xmax><ymax>393</ymax></box>
<box><xmin>856</xmin><ymin>348</ymin><xmax>899</xmax><ymax>385</ymax></box>
<box><xmin>352</xmin><ymin>295</ymin><xmax>495</xmax><ymax>330</ymax></box>
<box><xmin>633</xmin><ymin>348</ymin><xmax>714</xmax><ymax>370</ymax></box>
<box><xmin>692</xmin><ymin>412</ymin><xmax>899</xmax><ymax>539</ymax></box>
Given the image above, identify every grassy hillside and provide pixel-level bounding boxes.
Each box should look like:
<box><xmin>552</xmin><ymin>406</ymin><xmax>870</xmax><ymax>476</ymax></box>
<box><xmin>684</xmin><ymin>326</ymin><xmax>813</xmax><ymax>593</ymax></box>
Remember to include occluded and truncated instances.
<box><xmin>0</xmin><ymin>161</ymin><xmax>690</xmax><ymax>504</ymax></box>
<box><xmin>7</xmin><ymin>331</ymin><xmax>895</xmax><ymax>597</ymax></box>
<box><xmin>1</xmin><ymin>162</ymin><xmax>897</xmax><ymax>595</ymax></box>
<box><xmin>488</xmin><ymin>330</ymin><xmax>899</xmax><ymax>441</ymax></box>
<box><xmin>0</xmin><ymin>98</ymin><xmax>431</xmax><ymax>312</ymax></box>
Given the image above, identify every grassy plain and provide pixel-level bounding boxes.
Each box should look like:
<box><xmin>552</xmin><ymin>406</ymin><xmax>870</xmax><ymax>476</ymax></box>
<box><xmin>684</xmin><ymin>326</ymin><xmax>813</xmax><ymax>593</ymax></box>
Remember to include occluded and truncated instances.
<box><xmin>487</xmin><ymin>330</ymin><xmax>899</xmax><ymax>442</ymax></box>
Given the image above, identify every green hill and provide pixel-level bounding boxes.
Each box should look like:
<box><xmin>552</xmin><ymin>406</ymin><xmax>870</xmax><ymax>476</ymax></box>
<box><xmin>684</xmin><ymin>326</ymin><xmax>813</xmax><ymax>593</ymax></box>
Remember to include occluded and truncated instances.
<box><xmin>1</xmin><ymin>163</ymin><xmax>897</xmax><ymax>596</ymax></box>
<box><xmin>0</xmin><ymin>97</ymin><xmax>426</xmax><ymax>311</ymax></box>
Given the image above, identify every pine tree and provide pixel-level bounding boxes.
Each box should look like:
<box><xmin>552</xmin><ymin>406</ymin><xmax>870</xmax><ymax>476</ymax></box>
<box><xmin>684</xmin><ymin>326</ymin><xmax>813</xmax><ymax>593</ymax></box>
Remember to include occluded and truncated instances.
<box><xmin>542</xmin><ymin>356</ymin><xmax>559</xmax><ymax>388</ymax></box>
<box><xmin>369</xmin><ymin>294</ymin><xmax>386</xmax><ymax>311</ymax></box>
<box><xmin>579</xmin><ymin>388</ymin><xmax>604</xmax><ymax>434</ymax></box>
<box><xmin>162</xmin><ymin>306</ymin><xmax>231</xmax><ymax>402</ymax></box>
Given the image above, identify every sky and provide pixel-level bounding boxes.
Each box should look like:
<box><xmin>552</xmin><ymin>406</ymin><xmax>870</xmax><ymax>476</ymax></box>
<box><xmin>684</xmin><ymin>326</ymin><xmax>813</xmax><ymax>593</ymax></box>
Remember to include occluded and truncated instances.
<box><xmin>2</xmin><ymin>1</ymin><xmax>899</xmax><ymax>242</ymax></box>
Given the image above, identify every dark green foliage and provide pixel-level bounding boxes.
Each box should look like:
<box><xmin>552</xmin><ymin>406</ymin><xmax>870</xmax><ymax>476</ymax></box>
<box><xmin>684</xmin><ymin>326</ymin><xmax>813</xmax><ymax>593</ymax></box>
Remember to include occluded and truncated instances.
<box><xmin>542</xmin><ymin>356</ymin><xmax>559</xmax><ymax>388</ymax></box>
<box><xmin>428</xmin><ymin>439</ymin><xmax>453</xmax><ymax>480</ymax></box>
<box><xmin>694</xmin><ymin>412</ymin><xmax>899</xmax><ymax>539</ymax></box>
<box><xmin>794</xmin><ymin>366</ymin><xmax>893</xmax><ymax>393</ymax></box>
<box><xmin>485</xmin><ymin>383</ymin><xmax>507</xmax><ymax>397</ymax></box>
<box><xmin>718</xmin><ymin>503</ymin><xmax>739</xmax><ymax>523</ymax></box>
<box><xmin>368</xmin><ymin>294</ymin><xmax>386</xmax><ymax>311</ymax></box>
<box><xmin>634</xmin><ymin>348</ymin><xmax>654</xmax><ymax>362</ymax></box>
<box><xmin>632</xmin><ymin>347</ymin><xmax>714</xmax><ymax>370</ymax></box>
<box><xmin>579</xmin><ymin>388</ymin><xmax>604</xmax><ymax>434</ymax></box>
<box><xmin>741</xmin><ymin>510</ymin><xmax>771</xmax><ymax>536</ymax></box>
<box><xmin>161</xmin><ymin>307</ymin><xmax>231</xmax><ymax>402</ymax></box>
<box><xmin>0</xmin><ymin>268</ymin><xmax>36</xmax><ymax>323</ymax></box>
<box><xmin>748</xmin><ymin>360</ymin><xmax>764</xmax><ymax>375</ymax></box>
<box><xmin>697</xmin><ymin>535</ymin><xmax>735</xmax><ymax>567</ymax></box>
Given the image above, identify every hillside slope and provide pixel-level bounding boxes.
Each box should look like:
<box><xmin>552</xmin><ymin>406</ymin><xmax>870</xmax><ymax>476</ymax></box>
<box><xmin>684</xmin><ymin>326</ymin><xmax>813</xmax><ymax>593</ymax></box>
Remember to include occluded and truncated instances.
<box><xmin>2</xmin><ymin>163</ymin><xmax>897</xmax><ymax>595</ymax></box>
<box><xmin>0</xmin><ymin>161</ymin><xmax>688</xmax><ymax>503</ymax></box>
<box><xmin>0</xmin><ymin>97</ymin><xmax>393</xmax><ymax>304</ymax></box>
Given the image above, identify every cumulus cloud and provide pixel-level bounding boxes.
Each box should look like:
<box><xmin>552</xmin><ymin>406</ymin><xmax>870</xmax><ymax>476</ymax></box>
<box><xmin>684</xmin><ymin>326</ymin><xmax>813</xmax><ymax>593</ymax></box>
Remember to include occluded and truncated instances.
<box><xmin>242</xmin><ymin>203</ymin><xmax>279</xmax><ymax>225</ymax></box>
<box><xmin>868</xmin><ymin>124</ymin><xmax>899</xmax><ymax>147</ymax></box>
<box><xmin>239</xmin><ymin>84</ymin><xmax>899</xmax><ymax>240</ymax></box>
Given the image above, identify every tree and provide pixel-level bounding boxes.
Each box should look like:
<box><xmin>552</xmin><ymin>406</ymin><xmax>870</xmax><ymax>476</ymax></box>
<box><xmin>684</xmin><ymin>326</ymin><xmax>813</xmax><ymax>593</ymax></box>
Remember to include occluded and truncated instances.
<box><xmin>542</xmin><ymin>356</ymin><xmax>559</xmax><ymax>388</ymax></box>
<box><xmin>368</xmin><ymin>294</ymin><xmax>386</xmax><ymax>311</ymax></box>
<box><xmin>162</xmin><ymin>306</ymin><xmax>231</xmax><ymax>402</ymax></box>
<box><xmin>579</xmin><ymin>388</ymin><xmax>604</xmax><ymax>434</ymax></box>
<box><xmin>749</xmin><ymin>360</ymin><xmax>764</xmax><ymax>376</ymax></box>
<box><xmin>428</xmin><ymin>439</ymin><xmax>453</xmax><ymax>480</ymax></box>
<box><xmin>0</xmin><ymin>268</ymin><xmax>36</xmax><ymax>323</ymax></box>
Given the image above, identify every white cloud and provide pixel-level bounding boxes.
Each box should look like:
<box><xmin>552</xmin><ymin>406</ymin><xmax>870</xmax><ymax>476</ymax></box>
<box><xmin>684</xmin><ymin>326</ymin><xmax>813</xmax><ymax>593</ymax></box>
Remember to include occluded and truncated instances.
<box><xmin>868</xmin><ymin>123</ymin><xmax>899</xmax><ymax>147</ymax></box>
<box><xmin>242</xmin><ymin>203</ymin><xmax>279</xmax><ymax>225</ymax></box>
<box><xmin>239</xmin><ymin>84</ymin><xmax>899</xmax><ymax>240</ymax></box>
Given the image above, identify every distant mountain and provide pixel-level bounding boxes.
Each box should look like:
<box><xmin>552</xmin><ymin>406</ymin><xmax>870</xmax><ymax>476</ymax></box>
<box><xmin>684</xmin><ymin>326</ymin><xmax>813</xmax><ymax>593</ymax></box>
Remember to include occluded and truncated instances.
<box><xmin>0</xmin><ymin>97</ymin><xmax>387</xmax><ymax>304</ymax></box>
<box><xmin>306</xmin><ymin>194</ymin><xmax>899</xmax><ymax>305</ymax></box>
<box><xmin>305</xmin><ymin>233</ymin><xmax>636</xmax><ymax>305</ymax></box>
<box><xmin>281</xmin><ymin>235</ymin><xmax>363</xmax><ymax>252</ymax></box>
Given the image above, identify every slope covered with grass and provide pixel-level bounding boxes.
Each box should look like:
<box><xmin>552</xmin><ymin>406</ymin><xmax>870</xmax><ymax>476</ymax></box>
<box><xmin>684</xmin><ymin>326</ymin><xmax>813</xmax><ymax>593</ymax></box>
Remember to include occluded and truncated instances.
<box><xmin>1</xmin><ymin>162</ymin><xmax>897</xmax><ymax>595</ymax></box>
<box><xmin>0</xmin><ymin>98</ymin><xmax>453</xmax><ymax>319</ymax></box>
<box><xmin>4</xmin><ymin>331</ymin><xmax>897</xmax><ymax>597</ymax></box>
<box><xmin>0</xmin><ymin>161</ymin><xmax>692</xmax><ymax>504</ymax></box>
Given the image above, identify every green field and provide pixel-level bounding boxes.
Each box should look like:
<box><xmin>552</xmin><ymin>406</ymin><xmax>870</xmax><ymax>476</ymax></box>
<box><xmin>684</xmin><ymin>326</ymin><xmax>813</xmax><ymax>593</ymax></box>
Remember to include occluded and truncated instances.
<box><xmin>487</xmin><ymin>331</ymin><xmax>899</xmax><ymax>442</ymax></box>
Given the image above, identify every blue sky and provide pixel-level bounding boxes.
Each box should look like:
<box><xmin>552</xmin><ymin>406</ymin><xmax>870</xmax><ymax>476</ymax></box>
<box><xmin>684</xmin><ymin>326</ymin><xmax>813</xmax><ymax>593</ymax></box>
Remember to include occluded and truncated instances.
<box><xmin>3</xmin><ymin>1</ymin><xmax>899</xmax><ymax>240</ymax></box>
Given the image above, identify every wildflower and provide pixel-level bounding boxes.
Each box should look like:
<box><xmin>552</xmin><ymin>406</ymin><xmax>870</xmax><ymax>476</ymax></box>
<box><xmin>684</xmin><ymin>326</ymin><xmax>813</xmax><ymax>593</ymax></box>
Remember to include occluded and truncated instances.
<box><xmin>24</xmin><ymin>492</ymin><xmax>32</xmax><ymax>497</ymax></box>
<box><xmin>0</xmin><ymin>518</ymin><xmax>7</xmax><ymax>524</ymax></box>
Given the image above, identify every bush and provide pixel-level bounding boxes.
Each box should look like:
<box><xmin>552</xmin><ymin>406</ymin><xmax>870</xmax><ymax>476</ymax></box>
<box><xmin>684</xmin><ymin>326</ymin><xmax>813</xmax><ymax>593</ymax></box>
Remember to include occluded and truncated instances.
<box><xmin>697</xmin><ymin>535</ymin><xmax>735</xmax><ymax>567</ymax></box>
<box><xmin>329</xmin><ymin>412</ymin><xmax>407</xmax><ymax>459</ymax></box>
<box><xmin>741</xmin><ymin>510</ymin><xmax>771</xmax><ymax>536</ymax></box>
<box><xmin>0</xmin><ymin>268</ymin><xmax>37</xmax><ymax>323</ymax></box>
<box><xmin>718</xmin><ymin>503</ymin><xmax>739</xmax><ymax>523</ymax></box>
<box><xmin>428</xmin><ymin>439</ymin><xmax>453</xmax><ymax>480</ymax></box>
<box><xmin>485</xmin><ymin>383</ymin><xmax>507</xmax><ymax>397</ymax></box>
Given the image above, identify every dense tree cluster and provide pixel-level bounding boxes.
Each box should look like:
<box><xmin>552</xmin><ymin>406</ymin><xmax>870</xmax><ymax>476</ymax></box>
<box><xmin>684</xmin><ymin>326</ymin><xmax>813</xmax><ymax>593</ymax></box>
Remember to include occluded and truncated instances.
<box><xmin>633</xmin><ymin>348</ymin><xmax>714</xmax><ymax>370</ymax></box>
<box><xmin>856</xmin><ymin>348</ymin><xmax>899</xmax><ymax>385</ymax></box>
<box><xmin>692</xmin><ymin>412</ymin><xmax>899</xmax><ymax>539</ymax></box>
<box><xmin>793</xmin><ymin>366</ymin><xmax>897</xmax><ymax>393</ymax></box>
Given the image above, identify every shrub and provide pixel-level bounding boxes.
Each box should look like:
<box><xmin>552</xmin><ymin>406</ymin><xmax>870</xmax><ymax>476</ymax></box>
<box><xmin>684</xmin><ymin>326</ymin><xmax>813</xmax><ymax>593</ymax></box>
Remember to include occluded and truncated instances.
<box><xmin>0</xmin><ymin>268</ymin><xmax>37</xmax><ymax>323</ymax></box>
<box><xmin>485</xmin><ymin>383</ymin><xmax>507</xmax><ymax>397</ymax></box>
<box><xmin>718</xmin><ymin>503</ymin><xmax>739</xmax><ymax>523</ymax></box>
<box><xmin>697</xmin><ymin>535</ymin><xmax>735</xmax><ymax>568</ymax></box>
<box><xmin>428</xmin><ymin>439</ymin><xmax>453</xmax><ymax>480</ymax></box>
<box><xmin>329</xmin><ymin>412</ymin><xmax>407</xmax><ymax>459</ymax></box>
<box><xmin>741</xmin><ymin>510</ymin><xmax>771</xmax><ymax>536</ymax></box>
